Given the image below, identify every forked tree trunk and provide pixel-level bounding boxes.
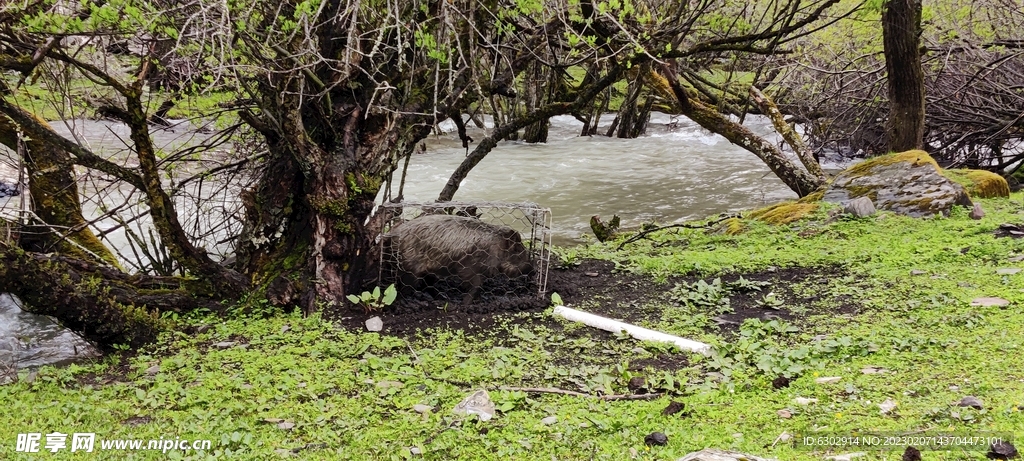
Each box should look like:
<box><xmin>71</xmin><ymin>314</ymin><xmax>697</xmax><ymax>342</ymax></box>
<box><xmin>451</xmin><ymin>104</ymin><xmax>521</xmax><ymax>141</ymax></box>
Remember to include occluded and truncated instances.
<box><xmin>882</xmin><ymin>0</ymin><xmax>925</xmax><ymax>152</ymax></box>
<box><xmin>235</xmin><ymin>79</ymin><xmax>433</xmax><ymax>314</ymax></box>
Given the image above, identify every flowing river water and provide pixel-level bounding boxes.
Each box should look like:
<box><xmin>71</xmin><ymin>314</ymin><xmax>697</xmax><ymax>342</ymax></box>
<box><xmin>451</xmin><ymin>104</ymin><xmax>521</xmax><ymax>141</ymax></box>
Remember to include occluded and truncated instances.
<box><xmin>0</xmin><ymin>112</ymin><xmax>847</xmax><ymax>370</ymax></box>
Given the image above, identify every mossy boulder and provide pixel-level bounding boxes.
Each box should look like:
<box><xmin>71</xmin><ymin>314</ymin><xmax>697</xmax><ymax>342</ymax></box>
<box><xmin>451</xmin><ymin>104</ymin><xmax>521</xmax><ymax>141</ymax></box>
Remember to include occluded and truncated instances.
<box><xmin>822</xmin><ymin>150</ymin><xmax>973</xmax><ymax>217</ymax></box>
<box><xmin>942</xmin><ymin>169</ymin><xmax>1010</xmax><ymax>198</ymax></box>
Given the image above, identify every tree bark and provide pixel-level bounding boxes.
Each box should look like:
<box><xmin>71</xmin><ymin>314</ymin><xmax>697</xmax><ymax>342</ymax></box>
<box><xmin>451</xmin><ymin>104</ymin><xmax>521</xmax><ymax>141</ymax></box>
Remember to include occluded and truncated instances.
<box><xmin>882</xmin><ymin>0</ymin><xmax>925</xmax><ymax>152</ymax></box>
<box><xmin>748</xmin><ymin>87</ymin><xmax>826</xmax><ymax>180</ymax></box>
<box><xmin>0</xmin><ymin>113</ymin><xmax>120</xmax><ymax>266</ymax></box>
<box><xmin>0</xmin><ymin>244</ymin><xmax>223</xmax><ymax>348</ymax></box>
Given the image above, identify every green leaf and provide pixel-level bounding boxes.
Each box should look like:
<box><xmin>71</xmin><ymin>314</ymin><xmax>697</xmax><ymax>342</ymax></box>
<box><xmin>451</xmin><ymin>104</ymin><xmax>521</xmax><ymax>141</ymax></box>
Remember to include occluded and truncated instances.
<box><xmin>382</xmin><ymin>285</ymin><xmax>398</xmax><ymax>305</ymax></box>
<box><xmin>551</xmin><ymin>292</ymin><xmax>563</xmax><ymax>306</ymax></box>
<box><xmin>346</xmin><ymin>294</ymin><xmax>360</xmax><ymax>304</ymax></box>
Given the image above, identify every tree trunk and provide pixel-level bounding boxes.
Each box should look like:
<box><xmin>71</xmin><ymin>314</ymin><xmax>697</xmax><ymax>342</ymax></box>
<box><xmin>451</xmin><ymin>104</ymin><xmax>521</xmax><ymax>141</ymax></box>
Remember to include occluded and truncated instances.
<box><xmin>523</xmin><ymin>63</ymin><xmax>550</xmax><ymax>143</ymax></box>
<box><xmin>235</xmin><ymin>74</ymin><xmax>433</xmax><ymax>314</ymax></box>
<box><xmin>0</xmin><ymin>244</ymin><xmax>223</xmax><ymax>348</ymax></box>
<box><xmin>748</xmin><ymin>87</ymin><xmax>827</xmax><ymax>181</ymax></box>
<box><xmin>0</xmin><ymin>112</ymin><xmax>120</xmax><ymax>267</ymax></box>
<box><xmin>882</xmin><ymin>0</ymin><xmax>925</xmax><ymax>152</ymax></box>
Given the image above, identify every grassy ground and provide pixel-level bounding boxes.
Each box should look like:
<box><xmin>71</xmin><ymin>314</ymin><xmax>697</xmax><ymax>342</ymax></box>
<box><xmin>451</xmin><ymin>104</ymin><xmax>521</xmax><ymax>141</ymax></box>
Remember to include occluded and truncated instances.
<box><xmin>2</xmin><ymin>194</ymin><xmax>1023</xmax><ymax>460</ymax></box>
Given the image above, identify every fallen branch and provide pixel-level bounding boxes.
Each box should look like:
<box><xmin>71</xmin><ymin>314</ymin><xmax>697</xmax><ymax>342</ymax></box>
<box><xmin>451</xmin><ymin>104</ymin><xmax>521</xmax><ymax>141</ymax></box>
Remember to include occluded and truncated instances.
<box><xmin>616</xmin><ymin>214</ymin><xmax>738</xmax><ymax>250</ymax></box>
<box><xmin>499</xmin><ymin>386</ymin><xmax>665</xmax><ymax>401</ymax></box>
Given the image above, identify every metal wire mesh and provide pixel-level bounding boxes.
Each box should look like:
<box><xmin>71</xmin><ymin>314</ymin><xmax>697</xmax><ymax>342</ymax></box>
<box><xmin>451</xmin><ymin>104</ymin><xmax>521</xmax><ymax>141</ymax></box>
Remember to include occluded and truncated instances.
<box><xmin>377</xmin><ymin>201</ymin><xmax>551</xmax><ymax>304</ymax></box>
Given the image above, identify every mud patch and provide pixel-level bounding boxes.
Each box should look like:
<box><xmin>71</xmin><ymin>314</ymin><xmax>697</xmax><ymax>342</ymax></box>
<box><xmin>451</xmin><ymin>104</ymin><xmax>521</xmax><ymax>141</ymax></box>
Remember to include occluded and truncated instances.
<box><xmin>334</xmin><ymin>259</ymin><xmax>858</xmax><ymax>339</ymax></box>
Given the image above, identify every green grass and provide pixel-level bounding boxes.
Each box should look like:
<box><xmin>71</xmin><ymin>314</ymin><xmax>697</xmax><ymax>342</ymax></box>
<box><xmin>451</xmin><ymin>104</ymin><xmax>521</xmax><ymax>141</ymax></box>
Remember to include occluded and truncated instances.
<box><xmin>3</xmin><ymin>194</ymin><xmax>1024</xmax><ymax>460</ymax></box>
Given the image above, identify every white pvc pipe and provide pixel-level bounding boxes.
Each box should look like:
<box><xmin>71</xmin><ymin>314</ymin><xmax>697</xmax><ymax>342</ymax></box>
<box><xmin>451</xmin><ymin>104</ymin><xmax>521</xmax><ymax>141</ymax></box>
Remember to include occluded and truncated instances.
<box><xmin>553</xmin><ymin>306</ymin><xmax>711</xmax><ymax>355</ymax></box>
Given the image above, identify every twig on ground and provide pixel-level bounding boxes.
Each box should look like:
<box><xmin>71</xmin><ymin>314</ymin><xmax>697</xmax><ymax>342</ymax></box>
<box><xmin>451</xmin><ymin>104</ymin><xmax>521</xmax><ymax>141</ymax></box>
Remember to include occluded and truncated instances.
<box><xmin>616</xmin><ymin>214</ymin><xmax>739</xmax><ymax>250</ymax></box>
<box><xmin>499</xmin><ymin>386</ymin><xmax>665</xmax><ymax>401</ymax></box>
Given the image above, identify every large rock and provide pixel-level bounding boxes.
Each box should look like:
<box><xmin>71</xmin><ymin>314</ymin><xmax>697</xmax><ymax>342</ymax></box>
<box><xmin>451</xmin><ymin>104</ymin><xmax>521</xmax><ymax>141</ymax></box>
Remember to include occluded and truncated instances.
<box><xmin>823</xmin><ymin>150</ymin><xmax>973</xmax><ymax>217</ymax></box>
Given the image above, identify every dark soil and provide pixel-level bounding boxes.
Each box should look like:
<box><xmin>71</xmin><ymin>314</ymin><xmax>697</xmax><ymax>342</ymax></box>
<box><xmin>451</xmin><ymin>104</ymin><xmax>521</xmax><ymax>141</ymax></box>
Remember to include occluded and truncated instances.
<box><xmin>338</xmin><ymin>259</ymin><xmax>856</xmax><ymax>334</ymax></box>
<box><xmin>333</xmin><ymin>259</ymin><xmax>859</xmax><ymax>374</ymax></box>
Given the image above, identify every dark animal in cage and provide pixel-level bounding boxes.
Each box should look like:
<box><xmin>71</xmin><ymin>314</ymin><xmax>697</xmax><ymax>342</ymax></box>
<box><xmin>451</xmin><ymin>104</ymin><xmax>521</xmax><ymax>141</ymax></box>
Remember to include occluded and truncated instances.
<box><xmin>383</xmin><ymin>214</ymin><xmax>536</xmax><ymax>304</ymax></box>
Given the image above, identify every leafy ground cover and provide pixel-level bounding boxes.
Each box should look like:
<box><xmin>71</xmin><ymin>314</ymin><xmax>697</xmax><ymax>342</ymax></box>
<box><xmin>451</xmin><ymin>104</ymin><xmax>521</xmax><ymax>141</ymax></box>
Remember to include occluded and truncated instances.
<box><xmin>2</xmin><ymin>194</ymin><xmax>1023</xmax><ymax>460</ymax></box>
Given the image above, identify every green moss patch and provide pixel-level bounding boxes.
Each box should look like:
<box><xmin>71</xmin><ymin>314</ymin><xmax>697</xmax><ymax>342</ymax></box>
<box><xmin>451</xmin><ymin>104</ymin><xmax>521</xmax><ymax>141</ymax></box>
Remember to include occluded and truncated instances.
<box><xmin>943</xmin><ymin>168</ymin><xmax>1010</xmax><ymax>198</ymax></box>
<box><xmin>748</xmin><ymin>201</ymin><xmax>819</xmax><ymax>225</ymax></box>
<box><xmin>844</xmin><ymin>149</ymin><xmax>939</xmax><ymax>178</ymax></box>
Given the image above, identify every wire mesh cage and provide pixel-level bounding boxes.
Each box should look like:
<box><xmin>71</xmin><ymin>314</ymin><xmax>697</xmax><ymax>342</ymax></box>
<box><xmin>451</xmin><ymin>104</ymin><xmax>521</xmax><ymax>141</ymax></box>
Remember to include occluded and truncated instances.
<box><xmin>377</xmin><ymin>201</ymin><xmax>551</xmax><ymax>304</ymax></box>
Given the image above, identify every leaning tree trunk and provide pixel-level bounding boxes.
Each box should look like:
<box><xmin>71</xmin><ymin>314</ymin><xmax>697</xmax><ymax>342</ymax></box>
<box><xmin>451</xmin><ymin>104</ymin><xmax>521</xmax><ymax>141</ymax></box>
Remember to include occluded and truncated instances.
<box><xmin>0</xmin><ymin>243</ymin><xmax>226</xmax><ymax>348</ymax></box>
<box><xmin>0</xmin><ymin>112</ymin><xmax>120</xmax><ymax>267</ymax></box>
<box><xmin>882</xmin><ymin>0</ymin><xmax>925</xmax><ymax>152</ymax></box>
<box><xmin>654</xmin><ymin>65</ymin><xmax>824</xmax><ymax>197</ymax></box>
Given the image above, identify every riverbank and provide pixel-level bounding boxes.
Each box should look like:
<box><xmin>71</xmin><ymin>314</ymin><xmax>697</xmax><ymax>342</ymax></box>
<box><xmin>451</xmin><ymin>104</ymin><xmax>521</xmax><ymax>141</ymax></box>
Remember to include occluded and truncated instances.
<box><xmin>2</xmin><ymin>195</ymin><xmax>1023</xmax><ymax>460</ymax></box>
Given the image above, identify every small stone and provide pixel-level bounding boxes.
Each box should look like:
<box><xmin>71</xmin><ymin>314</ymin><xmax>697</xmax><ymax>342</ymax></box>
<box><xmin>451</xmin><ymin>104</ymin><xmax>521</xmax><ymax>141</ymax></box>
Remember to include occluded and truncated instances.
<box><xmin>277</xmin><ymin>421</ymin><xmax>295</xmax><ymax>430</ymax></box>
<box><xmin>409</xmin><ymin>447</ymin><xmax>422</xmax><ymax>455</ymax></box>
<box><xmin>145</xmin><ymin>365</ymin><xmax>160</xmax><ymax>376</ymax></box>
<box><xmin>861</xmin><ymin>366</ymin><xmax>888</xmax><ymax>374</ymax></box>
<box><xmin>376</xmin><ymin>380</ymin><xmax>403</xmax><ymax>389</ymax></box>
<box><xmin>452</xmin><ymin>389</ymin><xmax>495</xmax><ymax>421</ymax></box>
<box><xmin>661</xmin><ymin>401</ymin><xmax>685</xmax><ymax>416</ymax></box>
<box><xmin>843</xmin><ymin>196</ymin><xmax>876</xmax><ymax>217</ymax></box>
<box><xmin>957</xmin><ymin>395</ymin><xmax>984</xmax><ymax>410</ymax></box>
<box><xmin>644</xmin><ymin>432</ymin><xmax>668</xmax><ymax>446</ymax></box>
<box><xmin>910</xmin><ymin>269</ymin><xmax>927</xmax><ymax>276</ymax></box>
<box><xmin>365</xmin><ymin>316</ymin><xmax>383</xmax><ymax>332</ymax></box>
<box><xmin>212</xmin><ymin>341</ymin><xmax>237</xmax><ymax>349</ymax></box>
<box><xmin>879</xmin><ymin>397</ymin><xmax>898</xmax><ymax>414</ymax></box>
<box><xmin>970</xmin><ymin>203</ymin><xmax>985</xmax><ymax>220</ymax></box>
<box><xmin>540</xmin><ymin>416</ymin><xmax>557</xmax><ymax>426</ymax></box>
<box><xmin>826</xmin><ymin>453</ymin><xmax>867</xmax><ymax>461</ymax></box>
<box><xmin>996</xmin><ymin>268</ymin><xmax>1022</xmax><ymax>275</ymax></box>
<box><xmin>777</xmin><ymin>409</ymin><xmax>792</xmax><ymax>419</ymax></box>
<box><xmin>793</xmin><ymin>397</ymin><xmax>818</xmax><ymax>405</ymax></box>
<box><xmin>970</xmin><ymin>297</ymin><xmax>1011</xmax><ymax>307</ymax></box>
<box><xmin>1009</xmin><ymin>255</ymin><xmax>1024</xmax><ymax>262</ymax></box>
<box><xmin>815</xmin><ymin>376</ymin><xmax>842</xmax><ymax>384</ymax></box>
<box><xmin>987</xmin><ymin>440</ymin><xmax>1018</xmax><ymax>460</ymax></box>
<box><xmin>949</xmin><ymin>384</ymin><xmax>960</xmax><ymax>391</ymax></box>
<box><xmin>902</xmin><ymin>446</ymin><xmax>922</xmax><ymax>461</ymax></box>
<box><xmin>584</xmin><ymin>272</ymin><xmax>599</xmax><ymax>277</ymax></box>
<box><xmin>412</xmin><ymin>404</ymin><xmax>432</xmax><ymax>414</ymax></box>
<box><xmin>280</xmin><ymin>325</ymin><xmax>291</xmax><ymax>333</ymax></box>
